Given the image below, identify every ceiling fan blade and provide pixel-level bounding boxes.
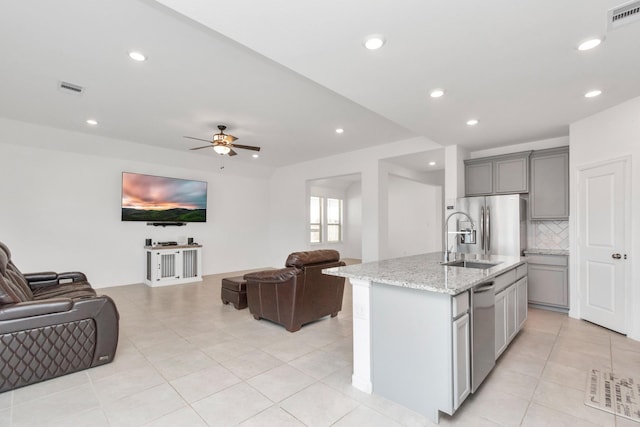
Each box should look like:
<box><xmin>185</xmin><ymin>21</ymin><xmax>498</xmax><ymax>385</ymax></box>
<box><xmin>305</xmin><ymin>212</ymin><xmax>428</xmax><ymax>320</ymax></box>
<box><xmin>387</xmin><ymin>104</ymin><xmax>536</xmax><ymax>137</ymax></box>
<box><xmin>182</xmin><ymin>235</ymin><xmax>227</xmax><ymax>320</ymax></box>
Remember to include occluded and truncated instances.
<box><xmin>190</xmin><ymin>145</ymin><xmax>213</xmax><ymax>150</ymax></box>
<box><xmin>184</xmin><ymin>136</ymin><xmax>213</xmax><ymax>143</ymax></box>
<box><xmin>228</xmin><ymin>149</ymin><xmax>238</xmax><ymax>156</ymax></box>
<box><xmin>231</xmin><ymin>144</ymin><xmax>261</xmax><ymax>151</ymax></box>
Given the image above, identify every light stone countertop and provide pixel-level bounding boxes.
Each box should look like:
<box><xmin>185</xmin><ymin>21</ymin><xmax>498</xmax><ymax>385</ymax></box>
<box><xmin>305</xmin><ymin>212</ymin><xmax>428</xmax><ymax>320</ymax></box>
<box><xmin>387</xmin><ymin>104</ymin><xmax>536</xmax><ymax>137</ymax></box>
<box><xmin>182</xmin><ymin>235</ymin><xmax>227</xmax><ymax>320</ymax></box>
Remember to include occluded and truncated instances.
<box><xmin>524</xmin><ymin>248</ymin><xmax>569</xmax><ymax>256</ymax></box>
<box><xmin>324</xmin><ymin>252</ymin><xmax>526</xmax><ymax>295</ymax></box>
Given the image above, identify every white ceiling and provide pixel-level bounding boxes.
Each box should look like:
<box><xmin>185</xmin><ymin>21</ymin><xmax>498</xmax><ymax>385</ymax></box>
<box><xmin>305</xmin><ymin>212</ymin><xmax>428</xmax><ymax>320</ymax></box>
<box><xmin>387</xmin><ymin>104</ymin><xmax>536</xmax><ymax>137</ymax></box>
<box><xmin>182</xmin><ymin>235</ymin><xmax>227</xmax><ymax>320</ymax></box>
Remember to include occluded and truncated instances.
<box><xmin>1</xmin><ymin>0</ymin><xmax>639</xmax><ymax>170</ymax></box>
<box><xmin>310</xmin><ymin>174</ymin><xmax>362</xmax><ymax>191</ymax></box>
<box><xmin>384</xmin><ymin>149</ymin><xmax>445</xmax><ymax>173</ymax></box>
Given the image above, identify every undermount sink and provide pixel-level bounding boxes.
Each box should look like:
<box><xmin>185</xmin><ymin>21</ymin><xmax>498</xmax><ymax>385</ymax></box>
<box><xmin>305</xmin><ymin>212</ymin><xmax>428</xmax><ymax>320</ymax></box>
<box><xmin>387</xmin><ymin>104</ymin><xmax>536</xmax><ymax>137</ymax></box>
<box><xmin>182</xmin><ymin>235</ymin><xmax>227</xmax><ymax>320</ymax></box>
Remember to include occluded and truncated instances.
<box><xmin>442</xmin><ymin>260</ymin><xmax>499</xmax><ymax>270</ymax></box>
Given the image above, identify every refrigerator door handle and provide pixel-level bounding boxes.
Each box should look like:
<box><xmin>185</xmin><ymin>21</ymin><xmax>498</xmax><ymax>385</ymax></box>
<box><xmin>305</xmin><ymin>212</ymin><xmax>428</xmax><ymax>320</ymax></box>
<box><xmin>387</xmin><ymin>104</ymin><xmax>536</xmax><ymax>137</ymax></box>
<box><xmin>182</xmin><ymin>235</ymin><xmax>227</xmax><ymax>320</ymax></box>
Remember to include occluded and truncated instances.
<box><xmin>480</xmin><ymin>207</ymin><xmax>485</xmax><ymax>252</ymax></box>
<box><xmin>486</xmin><ymin>206</ymin><xmax>491</xmax><ymax>252</ymax></box>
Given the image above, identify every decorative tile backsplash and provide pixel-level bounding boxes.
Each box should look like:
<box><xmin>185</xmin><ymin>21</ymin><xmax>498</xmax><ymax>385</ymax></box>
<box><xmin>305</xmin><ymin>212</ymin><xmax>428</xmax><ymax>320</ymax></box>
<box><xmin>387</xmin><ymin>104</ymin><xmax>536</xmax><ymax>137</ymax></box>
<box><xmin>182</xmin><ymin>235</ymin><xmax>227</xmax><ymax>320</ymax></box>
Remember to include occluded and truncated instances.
<box><xmin>528</xmin><ymin>220</ymin><xmax>569</xmax><ymax>250</ymax></box>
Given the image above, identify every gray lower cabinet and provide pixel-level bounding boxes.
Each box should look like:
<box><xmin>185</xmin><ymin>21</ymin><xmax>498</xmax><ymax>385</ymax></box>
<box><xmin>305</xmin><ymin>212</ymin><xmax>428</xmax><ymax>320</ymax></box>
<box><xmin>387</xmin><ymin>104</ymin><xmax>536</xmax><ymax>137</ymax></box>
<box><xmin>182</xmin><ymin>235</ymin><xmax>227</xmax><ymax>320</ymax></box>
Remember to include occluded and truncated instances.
<box><xmin>516</xmin><ymin>277</ymin><xmax>528</xmax><ymax>329</ymax></box>
<box><xmin>527</xmin><ymin>254</ymin><xmax>568</xmax><ymax>309</ymax></box>
<box><xmin>495</xmin><ymin>284</ymin><xmax>518</xmax><ymax>359</ymax></box>
<box><xmin>530</xmin><ymin>147</ymin><xmax>569</xmax><ymax>220</ymax></box>
<box><xmin>494</xmin><ymin>289</ymin><xmax>507</xmax><ymax>357</ymax></box>
<box><xmin>506</xmin><ymin>284</ymin><xmax>517</xmax><ymax>341</ymax></box>
<box><xmin>494</xmin><ymin>264</ymin><xmax>528</xmax><ymax>359</ymax></box>
<box><xmin>452</xmin><ymin>311</ymin><xmax>471</xmax><ymax>409</ymax></box>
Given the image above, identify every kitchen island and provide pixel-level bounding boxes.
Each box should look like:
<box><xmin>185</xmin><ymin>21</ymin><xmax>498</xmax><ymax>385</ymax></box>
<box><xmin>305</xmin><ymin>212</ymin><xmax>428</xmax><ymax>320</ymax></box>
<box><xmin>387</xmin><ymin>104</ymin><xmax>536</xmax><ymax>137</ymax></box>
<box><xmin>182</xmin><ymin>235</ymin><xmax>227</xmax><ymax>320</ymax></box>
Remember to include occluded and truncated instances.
<box><xmin>324</xmin><ymin>252</ymin><xmax>527</xmax><ymax>423</ymax></box>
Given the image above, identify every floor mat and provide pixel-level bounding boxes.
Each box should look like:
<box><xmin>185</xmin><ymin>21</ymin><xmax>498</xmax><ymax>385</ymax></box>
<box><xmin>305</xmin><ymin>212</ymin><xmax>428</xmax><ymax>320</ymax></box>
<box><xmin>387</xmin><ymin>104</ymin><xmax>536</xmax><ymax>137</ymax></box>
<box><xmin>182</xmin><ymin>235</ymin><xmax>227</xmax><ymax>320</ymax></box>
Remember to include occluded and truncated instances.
<box><xmin>585</xmin><ymin>368</ymin><xmax>640</xmax><ymax>423</ymax></box>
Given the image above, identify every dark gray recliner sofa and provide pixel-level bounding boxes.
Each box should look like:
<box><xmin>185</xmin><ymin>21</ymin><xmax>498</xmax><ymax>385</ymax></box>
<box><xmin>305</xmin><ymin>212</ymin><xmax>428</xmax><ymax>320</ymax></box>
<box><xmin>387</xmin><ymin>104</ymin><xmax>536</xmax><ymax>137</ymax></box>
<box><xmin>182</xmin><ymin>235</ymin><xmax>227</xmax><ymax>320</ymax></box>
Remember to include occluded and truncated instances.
<box><xmin>0</xmin><ymin>241</ymin><xmax>119</xmax><ymax>392</ymax></box>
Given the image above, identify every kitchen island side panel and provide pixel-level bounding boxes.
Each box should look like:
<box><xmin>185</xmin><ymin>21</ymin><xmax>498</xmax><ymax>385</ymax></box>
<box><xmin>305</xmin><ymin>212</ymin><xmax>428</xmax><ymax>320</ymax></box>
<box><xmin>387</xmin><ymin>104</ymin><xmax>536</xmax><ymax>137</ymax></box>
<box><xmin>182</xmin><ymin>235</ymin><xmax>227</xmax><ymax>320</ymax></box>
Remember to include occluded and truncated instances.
<box><xmin>371</xmin><ymin>282</ymin><xmax>453</xmax><ymax>421</ymax></box>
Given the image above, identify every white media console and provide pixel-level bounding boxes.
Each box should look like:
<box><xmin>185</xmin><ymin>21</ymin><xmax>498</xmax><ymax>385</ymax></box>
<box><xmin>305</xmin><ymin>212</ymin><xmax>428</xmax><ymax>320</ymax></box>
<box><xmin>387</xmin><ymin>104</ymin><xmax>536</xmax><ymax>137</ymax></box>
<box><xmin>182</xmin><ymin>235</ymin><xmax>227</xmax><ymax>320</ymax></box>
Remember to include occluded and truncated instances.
<box><xmin>144</xmin><ymin>245</ymin><xmax>202</xmax><ymax>287</ymax></box>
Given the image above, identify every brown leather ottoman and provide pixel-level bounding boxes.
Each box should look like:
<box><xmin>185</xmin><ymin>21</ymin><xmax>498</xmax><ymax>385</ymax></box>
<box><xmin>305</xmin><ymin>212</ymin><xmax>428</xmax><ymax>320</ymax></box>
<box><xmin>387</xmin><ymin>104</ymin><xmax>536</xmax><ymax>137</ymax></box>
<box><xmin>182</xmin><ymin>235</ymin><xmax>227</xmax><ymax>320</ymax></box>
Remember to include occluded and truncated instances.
<box><xmin>221</xmin><ymin>276</ymin><xmax>247</xmax><ymax>309</ymax></box>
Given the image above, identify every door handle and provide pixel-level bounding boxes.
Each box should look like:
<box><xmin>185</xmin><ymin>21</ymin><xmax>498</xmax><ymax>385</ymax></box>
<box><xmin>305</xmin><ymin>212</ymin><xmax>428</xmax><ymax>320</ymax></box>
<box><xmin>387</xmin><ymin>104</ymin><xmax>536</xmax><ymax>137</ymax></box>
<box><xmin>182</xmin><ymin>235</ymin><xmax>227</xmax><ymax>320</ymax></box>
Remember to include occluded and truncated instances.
<box><xmin>612</xmin><ymin>253</ymin><xmax>622</xmax><ymax>259</ymax></box>
<box><xmin>486</xmin><ymin>206</ymin><xmax>491</xmax><ymax>253</ymax></box>
<box><xmin>480</xmin><ymin>207</ymin><xmax>485</xmax><ymax>252</ymax></box>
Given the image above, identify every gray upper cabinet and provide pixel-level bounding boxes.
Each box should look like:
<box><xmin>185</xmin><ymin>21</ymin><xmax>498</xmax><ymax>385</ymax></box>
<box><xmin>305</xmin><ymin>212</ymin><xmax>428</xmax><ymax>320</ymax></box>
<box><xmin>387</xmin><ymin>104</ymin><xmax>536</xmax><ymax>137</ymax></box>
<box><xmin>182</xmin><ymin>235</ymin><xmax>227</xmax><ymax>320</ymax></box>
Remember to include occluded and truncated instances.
<box><xmin>530</xmin><ymin>147</ymin><xmax>569</xmax><ymax>220</ymax></box>
<box><xmin>465</xmin><ymin>160</ymin><xmax>493</xmax><ymax>195</ymax></box>
<box><xmin>494</xmin><ymin>153</ymin><xmax>530</xmax><ymax>194</ymax></box>
<box><xmin>464</xmin><ymin>151</ymin><xmax>530</xmax><ymax>196</ymax></box>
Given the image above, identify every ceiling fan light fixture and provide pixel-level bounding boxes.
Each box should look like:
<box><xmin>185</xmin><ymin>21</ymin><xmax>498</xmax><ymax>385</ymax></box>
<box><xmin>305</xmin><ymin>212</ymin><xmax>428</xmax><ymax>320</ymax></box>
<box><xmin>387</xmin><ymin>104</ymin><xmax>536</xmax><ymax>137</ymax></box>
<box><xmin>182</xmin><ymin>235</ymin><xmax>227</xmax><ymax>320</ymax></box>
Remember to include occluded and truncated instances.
<box><xmin>185</xmin><ymin>124</ymin><xmax>260</xmax><ymax>156</ymax></box>
<box><xmin>213</xmin><ymin>125</ymin><xmax>237</xmax><ymax>144</ymax></box>
<box><xmin>213</xmin><ymin>145</ymin><xmax>231</xmax><ymax>155</ymax></box>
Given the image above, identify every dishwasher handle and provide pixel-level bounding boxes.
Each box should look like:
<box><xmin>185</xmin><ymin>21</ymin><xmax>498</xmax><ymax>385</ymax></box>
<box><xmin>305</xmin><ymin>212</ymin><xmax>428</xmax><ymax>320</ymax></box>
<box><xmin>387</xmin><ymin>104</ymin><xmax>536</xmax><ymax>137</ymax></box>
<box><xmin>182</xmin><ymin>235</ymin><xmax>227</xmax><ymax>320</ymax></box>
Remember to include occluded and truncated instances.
<box><xmin>474</xmin><ymin>283</ymin><xmax>495</xmax><ymax>293</ymax></box>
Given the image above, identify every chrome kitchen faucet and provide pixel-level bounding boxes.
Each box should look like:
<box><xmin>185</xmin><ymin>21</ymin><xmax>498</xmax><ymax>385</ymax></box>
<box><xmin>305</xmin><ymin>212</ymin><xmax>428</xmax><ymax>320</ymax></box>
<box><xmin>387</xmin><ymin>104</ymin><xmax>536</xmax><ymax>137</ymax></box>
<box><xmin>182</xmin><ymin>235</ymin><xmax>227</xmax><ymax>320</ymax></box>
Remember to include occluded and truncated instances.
<box><xmin>442</xmin><ymin>211</ymin><xmax>475</xmax><ymax>262</ymax></box>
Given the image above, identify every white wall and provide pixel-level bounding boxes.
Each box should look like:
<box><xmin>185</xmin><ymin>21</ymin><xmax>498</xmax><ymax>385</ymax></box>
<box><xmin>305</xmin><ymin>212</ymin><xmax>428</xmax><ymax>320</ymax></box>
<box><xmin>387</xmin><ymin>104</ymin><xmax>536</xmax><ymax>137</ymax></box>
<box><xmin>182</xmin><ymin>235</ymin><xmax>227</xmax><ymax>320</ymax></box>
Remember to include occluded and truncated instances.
<box><xmin>570</xmin><ymin>96</ymin><xmax>640</xmax><ymax>341</ymax></box>
<box><xmin>444</xmin><ymin>145</ymin><xmax>468</xmax><ymax>209</ymax></box>
<box><xmin>344</xmin><ymin>182</ymin><xmax>362</xmax><ymax>259</ymax></box>
<box><xmin>0</xmin><ymin>119</ymin><xmax>271</xmax><ymax>288</ymax></box>
<box><xmin>469</xmin><ymin>136</ymin><xmax>569</xmax><ymax>159</ymax></box>
<box><xmin>268</xmin><ymin>136</ymin><xmax>442</xmax><ymax>266</ymax></box>
<box><xmin>387</xmin><ymin>174</ymin><xmax>442</xmax><ymax>258</ymax></box>
<box><xmin>0</xmin><ymin>118</ymin><xmax>448</xmax><ymax>288</ymax></box>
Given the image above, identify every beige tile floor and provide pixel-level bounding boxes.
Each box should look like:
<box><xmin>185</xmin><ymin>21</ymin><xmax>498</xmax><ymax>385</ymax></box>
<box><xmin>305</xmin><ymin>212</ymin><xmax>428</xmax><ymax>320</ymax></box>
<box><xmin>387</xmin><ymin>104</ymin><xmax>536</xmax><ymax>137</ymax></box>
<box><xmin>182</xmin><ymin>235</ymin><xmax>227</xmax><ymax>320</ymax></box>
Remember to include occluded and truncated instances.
<box><xmin>1</xmin><ymin>272</ymin><xmax>639</xmax><ymax>426</ymax></box>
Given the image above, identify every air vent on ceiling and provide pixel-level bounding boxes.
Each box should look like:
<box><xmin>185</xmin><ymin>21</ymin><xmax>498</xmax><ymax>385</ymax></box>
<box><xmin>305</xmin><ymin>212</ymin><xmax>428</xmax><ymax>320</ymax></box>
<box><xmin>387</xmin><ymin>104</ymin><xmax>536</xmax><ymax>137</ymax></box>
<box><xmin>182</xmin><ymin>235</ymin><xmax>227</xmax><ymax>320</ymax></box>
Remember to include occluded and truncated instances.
<box><xmin>58</xmin><ymin>81</ymin><xmax>84</xmax><ymax>95</ymax></box>
<box><xmin>607</xmin><ymin>0</ymin><xmax>640</xmax><ymax>30</ymax></box>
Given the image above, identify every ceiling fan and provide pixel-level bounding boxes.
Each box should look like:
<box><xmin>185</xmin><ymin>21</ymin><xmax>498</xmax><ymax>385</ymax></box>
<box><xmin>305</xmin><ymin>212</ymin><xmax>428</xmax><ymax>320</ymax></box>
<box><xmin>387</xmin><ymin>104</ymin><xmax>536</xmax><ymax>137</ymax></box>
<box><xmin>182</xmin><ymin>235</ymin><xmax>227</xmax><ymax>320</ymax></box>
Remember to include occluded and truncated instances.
<box><xmin>185</xmin><ymin>125</ymin><xmax>261</xmax><ymax>156</ymax></box>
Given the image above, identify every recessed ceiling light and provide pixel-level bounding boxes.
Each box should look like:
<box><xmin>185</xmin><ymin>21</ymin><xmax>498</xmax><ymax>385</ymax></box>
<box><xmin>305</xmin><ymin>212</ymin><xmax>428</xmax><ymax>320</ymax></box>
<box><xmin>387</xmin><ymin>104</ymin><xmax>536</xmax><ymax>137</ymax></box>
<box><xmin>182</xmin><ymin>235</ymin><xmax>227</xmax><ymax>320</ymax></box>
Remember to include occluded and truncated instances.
<box><xmin>429</xmin><ymin>161</ymin><xmax>436</xmax><ymax>166</ymax></box>
<box><xmin>585</xmin><ymin>90</ymin><xmax>602</xmax><ymax>98</ymax></box>
<box><xmin>86</xmin><ymin>119</ymin><xmax>98</xmax><ymax>125</ymax></box>
<box><xmin>128</xmin><ymin>51</ymin><xmax>147</xmax><ymax>62</ymax></box>
<box><xmin>578</xmin><ymin>38</ymin><xmax>602</xmax><ymax>51</ymax></box>
<box><xmin>466</xmin><ymin>119</ymin><xmax>479</xmax><ymax>126</ymax></box>
<box><xmin>430</xmin><ymin>89</ymin><xmax>445</xmax><ymax>98</ymax></box>
<box><xmin>252</xmin><ymin>154</ymin><xmax>259</xmax><ymax>158</ymax></box>
<box><xmin>335</xmin><ymin>128</ymin><xmax>344</xmax><ymax>134</ymax></box>
<box><xmin>364</xmin><ymin>35</ymin><xmax>386</xmax><ymax>50</ymax></box>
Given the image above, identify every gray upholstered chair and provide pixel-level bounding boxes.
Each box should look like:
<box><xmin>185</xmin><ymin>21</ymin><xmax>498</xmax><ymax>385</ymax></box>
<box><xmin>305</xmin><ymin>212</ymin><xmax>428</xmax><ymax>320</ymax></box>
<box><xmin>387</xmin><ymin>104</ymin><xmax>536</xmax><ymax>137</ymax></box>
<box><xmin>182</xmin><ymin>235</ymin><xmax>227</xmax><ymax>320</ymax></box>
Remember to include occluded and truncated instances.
<box><xmin>0</xmin><ymin>241</ymin><xmax>119</xmax><ymax>392</ymax></box>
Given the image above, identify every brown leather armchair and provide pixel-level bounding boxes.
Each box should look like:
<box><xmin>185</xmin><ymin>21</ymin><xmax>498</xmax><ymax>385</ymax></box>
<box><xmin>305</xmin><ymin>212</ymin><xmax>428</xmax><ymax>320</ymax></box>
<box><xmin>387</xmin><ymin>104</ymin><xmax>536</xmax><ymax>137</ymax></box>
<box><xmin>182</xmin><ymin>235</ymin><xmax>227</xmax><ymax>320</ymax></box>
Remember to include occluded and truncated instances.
<box><xmin>244</xmin><ymin>249</ymin><xmax>346</xmax><ymax>332</ymax></box>
<box><xmin>0</xmin><ymin>241</ymin><xmax>119</xmax><ymax>392</ymax></box>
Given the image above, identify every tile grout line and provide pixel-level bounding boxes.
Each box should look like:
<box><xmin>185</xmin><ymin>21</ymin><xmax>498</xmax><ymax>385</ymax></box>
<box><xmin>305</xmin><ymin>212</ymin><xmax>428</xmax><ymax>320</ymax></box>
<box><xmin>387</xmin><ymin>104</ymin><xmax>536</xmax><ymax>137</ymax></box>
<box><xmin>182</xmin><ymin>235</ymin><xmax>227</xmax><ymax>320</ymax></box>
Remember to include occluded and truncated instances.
<box><xmin>9</xmin><ymin>389</ymin><xmax>13</xmax><ymax>427</ymax></box>
<box><xmin>609</xmin><ymin>333</ymin><xmax>620</xmax><ymax>427</ymax></box>
<box><xmin>84</xmin><ymin>370</ymin><xmax>111</xmax><ymax>425</ymax></box>
<box><xmin>517</xmin><ymin>313</ymin><xmax>564</xmax><ymax>426</ymax></box>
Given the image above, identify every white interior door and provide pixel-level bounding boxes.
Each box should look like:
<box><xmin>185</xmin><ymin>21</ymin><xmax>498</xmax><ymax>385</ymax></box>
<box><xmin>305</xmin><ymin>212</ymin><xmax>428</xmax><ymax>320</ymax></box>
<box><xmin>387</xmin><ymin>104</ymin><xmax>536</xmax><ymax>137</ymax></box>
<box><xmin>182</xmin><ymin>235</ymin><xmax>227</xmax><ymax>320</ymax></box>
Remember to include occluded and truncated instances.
<box><xmin>578</xmin><ymin>158</ymin><xmax>628</xmax><ymax>334</ymax></box>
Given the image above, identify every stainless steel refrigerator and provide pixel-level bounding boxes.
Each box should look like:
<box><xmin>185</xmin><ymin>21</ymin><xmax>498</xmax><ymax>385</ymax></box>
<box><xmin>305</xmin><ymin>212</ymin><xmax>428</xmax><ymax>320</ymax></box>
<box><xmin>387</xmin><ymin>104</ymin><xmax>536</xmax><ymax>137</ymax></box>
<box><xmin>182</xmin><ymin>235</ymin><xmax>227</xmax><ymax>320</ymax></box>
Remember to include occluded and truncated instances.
<box><xmin>453</xmin><ymin>195</ymin><xmax>527</xmax><ymax>256</ymax></box>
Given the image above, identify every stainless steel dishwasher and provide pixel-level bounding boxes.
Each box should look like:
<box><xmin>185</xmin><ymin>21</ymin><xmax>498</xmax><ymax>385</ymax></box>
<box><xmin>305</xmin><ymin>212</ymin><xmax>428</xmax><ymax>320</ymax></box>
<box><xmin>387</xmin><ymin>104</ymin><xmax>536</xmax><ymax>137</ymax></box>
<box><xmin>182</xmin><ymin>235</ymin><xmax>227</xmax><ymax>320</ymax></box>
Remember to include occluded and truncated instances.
<box><xmin>471</xmin><ymin>281</ymin><xmax>495</xmax><ymax>392</ymax></box>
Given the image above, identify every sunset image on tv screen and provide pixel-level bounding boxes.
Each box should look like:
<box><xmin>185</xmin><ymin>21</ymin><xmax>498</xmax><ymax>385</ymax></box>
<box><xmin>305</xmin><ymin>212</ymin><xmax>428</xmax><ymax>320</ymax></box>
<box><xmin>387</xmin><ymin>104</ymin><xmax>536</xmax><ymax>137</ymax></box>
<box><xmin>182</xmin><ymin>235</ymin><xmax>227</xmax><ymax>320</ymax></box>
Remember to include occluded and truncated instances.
<box><xmin>121</xmin><ymin>172</ymin><xmax>207</xmax><ymax>222</ymax></box>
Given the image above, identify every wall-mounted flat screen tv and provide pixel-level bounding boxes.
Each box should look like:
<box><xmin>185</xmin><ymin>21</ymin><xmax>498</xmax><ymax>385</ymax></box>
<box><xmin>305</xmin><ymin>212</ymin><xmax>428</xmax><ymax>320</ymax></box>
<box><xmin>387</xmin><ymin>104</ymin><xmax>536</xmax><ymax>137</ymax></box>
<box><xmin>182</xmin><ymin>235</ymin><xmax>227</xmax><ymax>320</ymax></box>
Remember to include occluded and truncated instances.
<box><xmin>121</xmin><ymin>172</ymin><xmax>207</xmax><ymax>222</ymax></box>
